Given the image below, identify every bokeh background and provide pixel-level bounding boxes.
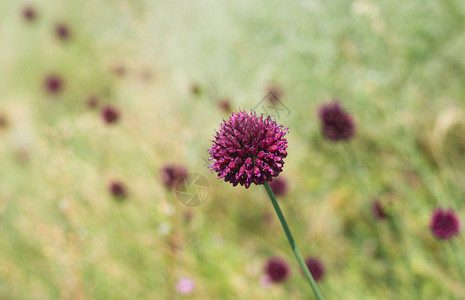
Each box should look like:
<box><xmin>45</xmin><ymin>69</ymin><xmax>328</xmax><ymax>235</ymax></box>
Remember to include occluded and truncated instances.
<box><xmin>1</xmin><ymin>0</ymin><xmax>465</xmax><ymax>299</ymax></box>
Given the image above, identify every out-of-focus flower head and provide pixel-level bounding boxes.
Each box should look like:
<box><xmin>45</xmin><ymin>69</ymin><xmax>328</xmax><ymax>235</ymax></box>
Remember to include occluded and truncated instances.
<box><xmin>269</xmin><ymin>177</ymin><xmax>289</xmax><ymax>197</ymax></box>
<box><xmin>372</xmin><ymin>199</ymin><xmax>387</xmax><ymax>220</ymax></box>
<box><xmin>305</xmin><ymin>257</ymin><xmax>325</xmax><ymax>282</ymax></box>
<box><xmin>160</xmin><ymin>164</ymin><xmax>188</xmax><ymax>190</ymax></box>
<box><xmin>176</xmin><ymin>277</ymin><xmax>195</xmax><ymax>295</ymax></box>
<box><xmin>264</xmin><ymin>257</ymin><xmax>290</xmax><ymax>283</ymax></box>
<box><xmin>109</xmin><ymin>181</ymin><xmax>127</xmax><ymax>200</ymax></box>
<box><xmin>101</xmin><ymin>105</ymin><xmax>120</xmax><ymax>124</ymax></box>
<box><xmin>430</xmin><ymin>207</ymin><xmax>460</xmax><ymax>240</ymax></box>
<box><xmin>318</xmin><ymin>101</ymin><xmax>355</xmax><ymax>142</ymax></box>
<box><xmin>55</xmin><ymin>23</ymin><xmax>71</xmax><ymax>41</ymax></box>
<box><xmin>44</xmin><ymin>74</ymin><xmax>64</xmax><ymax>95</ymax></box>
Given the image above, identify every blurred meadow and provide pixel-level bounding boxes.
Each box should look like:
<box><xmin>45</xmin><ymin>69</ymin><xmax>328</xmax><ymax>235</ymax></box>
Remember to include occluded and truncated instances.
<box><xmin>1</xmin><ymin>0</ymin><xmax>465</xmax><ymax>299</ymax></box>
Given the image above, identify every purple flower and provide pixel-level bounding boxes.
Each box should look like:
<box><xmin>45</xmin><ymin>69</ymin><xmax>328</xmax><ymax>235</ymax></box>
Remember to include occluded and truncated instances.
<box><xmin>44</xmin><ymin>74</ymin><xmax>64</xmax><ymax>95</ymax></box>
<box><xmin>430</xmin><ymin>208</ymin><xmax>460</xmax><ymax>240</ymax></box>
<box><xmin>305</xmin><ymin>257</ymin><xmax>325</xmax><ymax>282</ymax></box>
<box><xmin>160</xmin><ymin>164</ymin><xmax>188</xmax><ymax>189</ymax></box>
<box><xmin>264</xmin><ymin>257</ymin><xmax>290</xmax><ymax>283</ymax></box>
<box><xmin>22</xmin><ymin>6</ymin><xmax>37</xmax><ymax>22</ymax></box>
<box><xmin>109</xmin><ymin>181</ymin><xmax>127</xmax><ymax>200</ymax></box>
<box><xmin>176</xmin><ymin>277</ymin><xmax>195</xmax><ymax>295</ymax></box>
<box><xmin>86</xmin><ymin>95</ymin><xmax>99</xmax><ymax>109</ymax></box>
<box><xmin>101</xmin><ymin>105</ymin><xmax>120</xmax><ymax>124</ymax></box>
<box><xmin>318</xmin><ymin>101</ymin><xmax>355</xmax><ymax>141</ymax></box>
<box><xmin>269</xmin><ymin>177</ymin><xmax>289</xmax><ymax>197</ymax></box>
<box><xmin>372</xmin><ymin>199</ymin><xmax>386</xmax><ymax>220</ymax></box>
<box><xmin>55</xmin><ymin>23</ymin><xmax>70</xmax><ymax>40</ymax></box>
<box><xmin>208</xmin><ymin>111</ymin><xmax>288</xmax><ymax>188</ymax></box>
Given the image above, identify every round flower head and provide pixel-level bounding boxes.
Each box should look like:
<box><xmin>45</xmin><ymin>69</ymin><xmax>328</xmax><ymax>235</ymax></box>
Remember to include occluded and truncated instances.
<box><xmin>208</xmin><ymin>111</ymin><xmax>288</xmax><ymax>188</ymax></box>
<box><xmin>176</xmin><ymin>277</ymin><xmax>195</xmax><ymax>295</ymax></box>
<box><xmin>318</xmin><ymin>101</ymin><xmax>355</xmax><ymax>141</ymax></box>
<box><xmin>22</xmin><ymin>5</ymin><xmax>37</xmax><ymax>22</ymax></box>
<box><xmin>101</xmin><ymin>105</ymin><xmax>120</xmax><ymax>124</ymax></box>
<box><xmin>44</xmin><ymin>74</ymin><xmax>64</xmax><ymax>95</ymax></box>
<box><xmin>372</xmin><ymin>199</ymin><xmax>386</xmax><ymax>220</ymax></box>
<box><xmin>430</xmin><ymin>208</ymin><xmax>460</xmax><ymax>240</ymax></box>
<box><xmin>269</xmin><ymin>177</ymin><xmax>289</xmax><ymax>197</ymax></box>
<box><xmin>160</xmin><ymin>164</ymin><xmax>188</xmax><ymax>189</ymax></box>
<box><xmin>305</xmin><ymin>257</ymin><xmax>325</xmax><ymax>282</ymax></box>
<box><xmin>55</xmin><ymin>23</ymin><xmax>70</xmax><ymax>41</ymax></box>
<box><xmin>109</xmin><ymin>181</ymin><xmax>127</xmax><ymax>200</ymax></box>
<box><xmin>264</xmin><ymin>257</ymin><xmax>290</xmax><ymax>283</ymax></box>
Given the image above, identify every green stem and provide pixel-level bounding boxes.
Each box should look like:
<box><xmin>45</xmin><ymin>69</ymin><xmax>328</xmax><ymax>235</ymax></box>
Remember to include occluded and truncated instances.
<box><xmin>264</xmin><ymin>182</ymin><xmax>325</xmax><ymax>300</ymax></box>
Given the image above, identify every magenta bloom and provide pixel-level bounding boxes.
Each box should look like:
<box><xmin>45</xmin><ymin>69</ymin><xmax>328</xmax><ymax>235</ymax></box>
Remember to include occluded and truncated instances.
<box><xmin>305</xmin><ymin>257</ymin><xmax>325</xmax><ymax>282</ymax></box>
<box><xmin>372</xmin><ymin>199</ymin><xmax>386</xmax><ymax>220</ymax></box>
<box><xmin>264</xmin><ymin>257</ymin><xmax>290</xmax><ymax>283</ymax></box>
<box><xmin>109</xmin><ymin>181</ymin><xmax>127</xmax><ymax>200</ymax></box>
<box><xmin>318</xmin><ymin>101</ymin><xmax>355</xmax><ymax>141</ymax></box>
<box><xmin>176</xmin><ymin>277</ymin><xmax>195</xmax><ymax>295</ymax></box>
<box><xmin>160</xmin><ymin>164</ymin><xmax>188</xmax><ymax>189</ymax></box>
<box><xmin>269</xmin><ymin>177</ymin><xmax>289</xmax><ymax>197</ymax></box>
<box><xmin>430</xmin><ymin>208</ymin><xmax>460</xmax><ymax>240</ymax></box>
<box><xmin>55</xmin><ymin>23</ymin><xmax>70</xmax><ymax>40</ymax></box>
<box><xmin>44</xmin><ymin>74</ymin><xmax>64</xmax><ymax>94</ymax></box>
<box><xmin>208</xmin><ymin>111</ymin><xmax>288</xmax><ymax>188</ymax></box>
<box><xmin>22</xmin><ymin>6</ymin><xmax>37</xmax><ymax>22</ymax></box>
<box><xmin>101</xmin><ymin>105</ymin><xmax>120</xmax><ymax>124</ymax></box>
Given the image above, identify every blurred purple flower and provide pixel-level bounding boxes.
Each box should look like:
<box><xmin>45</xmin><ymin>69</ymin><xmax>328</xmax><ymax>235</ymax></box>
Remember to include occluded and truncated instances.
<box><xmin>176</xmin><ymin>277</ymin><xmax>195</xmax><ymax>295</ymax></box>
<box><xmin>160</xmin><ymin>164</ymin><xmax>187</xmax><ymax>189</ymax></box>
<box><xmin>44</xmin><ymin>74</ymin><xmax>64</xmax><ymax>95</ymax></box>
<box><xmin>208</xmin><ymin>111</ymin><xmax>288</xmax><ymax>188</ymax></box>
<box><xmin>269</xmin><ymin>177</ymin><xmax>289</xmax><ymax>197</ymax></box>
<box><xmin>22</xmin><ymin>5</ymin><xmax>37</xmax><ymax>22</ymax></box>
<box><xmin>430</xmin><ymin>208</ymin><xmax>460</xmax><ymax>240</ymax></box>
<box><xmin>101</xmin><ymin>105</ymin><xmax>120</xmax><ymax>124</ymax></box>
<box><xmin>55</xmin><ymin>23</ymin><xmax>70</xmax><ymax>40</ymax></box>
<box><xmin>372</xmin><ymin>199</ymin><xmax>386</xmax><ymax>220</ymax></box>
<box><xmin>318</xmin><ymin>101</ymin><xmax>355</xmax><ymax>141</ymax></box>
<box><xmin>109</xmin><ymin>181</ymin><xmax>127</xmax><ymax>200</ymax></box>
<box><xmin>305</xmin><ymin>257</ymin><xmax>325</xmax><ymax>282</ymax></box>
<box><xmin>264</xmin><ymin>257</ymin><xmax>290</xmax><ymax>283</ymax></box>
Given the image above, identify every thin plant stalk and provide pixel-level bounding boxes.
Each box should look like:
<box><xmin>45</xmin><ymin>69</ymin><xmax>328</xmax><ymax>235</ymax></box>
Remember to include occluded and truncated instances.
<box><xmin>264</xmin><ymin>182</ymin><xmax>325</xmax><ymax>300</ymax></box>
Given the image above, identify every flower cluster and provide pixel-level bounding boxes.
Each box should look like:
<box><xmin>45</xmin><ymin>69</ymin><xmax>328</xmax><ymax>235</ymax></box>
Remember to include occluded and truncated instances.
<box><xmin>208</xmin><ymin>111</ymin><xmax>288</xmax><ymax>188</ymax></box>
<box><xmin>430</xmin><ymin>208</ymin><xmax>460</xmax><ymax>240</ymax></box>
<box><xmin>160</xmin><ymin>164</ymin><xmax>188</xmax><ymax>189</ymax></box>
<box><xmin>318</xmin><ymin>101</ymin><xmax>355</xmax><ymax>141</ymax></box>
